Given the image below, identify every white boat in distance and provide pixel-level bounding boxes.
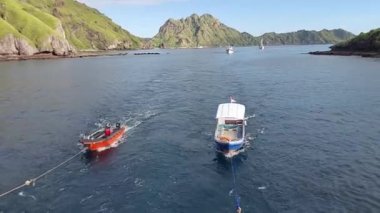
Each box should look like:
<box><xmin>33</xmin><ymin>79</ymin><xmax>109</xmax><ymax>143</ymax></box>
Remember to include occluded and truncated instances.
<box><xmin>259</xmin><ymin>38</ymin><xmax>264</xmax><ymax>50</ymax></box>
<box><xmin>226</xmin><ymin>46</ymin><xmax>234</xmax><ymax>54</ymax></box>
<box><xmin>214</xmin><ymin>97</ymin><xmax>246</xmax><ymax>152</ymax></box>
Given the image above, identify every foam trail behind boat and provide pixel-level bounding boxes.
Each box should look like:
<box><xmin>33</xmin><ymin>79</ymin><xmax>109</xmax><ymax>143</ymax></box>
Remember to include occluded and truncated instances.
<box><xmin>245</xmin><ymin>113</ymin><xmax>256</xmax><ymax>120</ymax></box>
<box><xmin>92</xmin><ymin>110</ymin><xmax>159</xmax><ymax>135</ymax></box>
<box><xmin>222</xmin><ymin>133</ymin><xmax>256</xmax><ymax>158</ymax></box>
<box><xmin>18</xmin><ymin>191</ymin><xmax>36</xmax><ymax>200</ymax></box>
<box><xmin>122</xmin><ymin>110</ymin><xmax>159</xmax><ymax>134</ymax></box>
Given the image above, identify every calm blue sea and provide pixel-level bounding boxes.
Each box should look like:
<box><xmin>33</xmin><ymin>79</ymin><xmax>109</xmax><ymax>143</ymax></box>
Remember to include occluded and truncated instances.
<box><xmin>0</xmin><ymin>45</ymin><xmax>380</xmax><ymax>212</ymax></box>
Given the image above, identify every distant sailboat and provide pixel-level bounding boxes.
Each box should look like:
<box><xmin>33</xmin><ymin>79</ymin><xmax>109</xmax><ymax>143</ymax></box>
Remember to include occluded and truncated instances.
<box><xmin>259</xmin><ymin>38</ymin><xmax>264</xmax><ymax>50</ymax></box>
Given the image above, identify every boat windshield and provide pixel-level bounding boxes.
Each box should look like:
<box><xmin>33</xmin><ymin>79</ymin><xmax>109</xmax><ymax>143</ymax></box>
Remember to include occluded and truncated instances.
<box><xmin>216</xmin><ymin>124</ymin><xmax>243</xmax><ymax>141</ymax></box>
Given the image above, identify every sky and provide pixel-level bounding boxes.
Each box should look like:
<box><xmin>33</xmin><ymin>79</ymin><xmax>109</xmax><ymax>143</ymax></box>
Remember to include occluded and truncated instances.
<box><xmin>78</xmin><ymin>0</ymin><xmax>380</xmax><ymax>38</ymax></box>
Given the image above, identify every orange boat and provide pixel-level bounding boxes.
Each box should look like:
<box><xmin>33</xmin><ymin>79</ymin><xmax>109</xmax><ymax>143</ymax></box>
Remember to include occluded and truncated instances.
<box><xmin>81</xmin><ymin>123</ymin><xmax>127</xmax><ymax>152</ymax></box>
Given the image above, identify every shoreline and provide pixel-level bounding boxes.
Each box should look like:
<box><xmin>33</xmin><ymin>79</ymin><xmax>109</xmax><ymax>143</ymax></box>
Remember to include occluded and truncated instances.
<box><xmin>0</xmin><ymin>51</ymin><xmax>130</xmax><ymax>62</ymax></box>
<box><xmin>3</xmin><ymin>48</ymin><xmax>380</xmax><ymax>62</ymax></box>
<box><xmin>309</xmin><ymin>50</ymin><xmax>380</xmax><ymax>58</ymax></box>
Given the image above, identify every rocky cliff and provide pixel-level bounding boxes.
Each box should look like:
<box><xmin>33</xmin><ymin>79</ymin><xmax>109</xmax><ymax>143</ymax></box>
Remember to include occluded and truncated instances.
<box><xmin>0</xmin><ymin>0</ymin><xmax>141</xmax><ymax>56</ymax></box>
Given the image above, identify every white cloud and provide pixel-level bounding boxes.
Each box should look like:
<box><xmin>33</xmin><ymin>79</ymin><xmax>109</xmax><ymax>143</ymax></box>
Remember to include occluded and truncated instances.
<box><xmin>78</xmin><ymin>0</ymin><xmax>187</xmax><ymax>6</ymax></box>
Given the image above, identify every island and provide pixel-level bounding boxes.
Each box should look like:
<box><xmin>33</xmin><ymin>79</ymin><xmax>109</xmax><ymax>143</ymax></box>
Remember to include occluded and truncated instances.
<box><xmin>309</xmin><ymin>28</ymin><xmax>380</xmax><ymax>58</ymax></box>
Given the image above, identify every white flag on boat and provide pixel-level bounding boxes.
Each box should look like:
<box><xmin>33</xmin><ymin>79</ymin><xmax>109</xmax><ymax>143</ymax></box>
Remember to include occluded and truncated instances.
<box><xmin>230</xmin><ymin>96</ymin><xmax>237</xmax><ymax>103</ymax></box>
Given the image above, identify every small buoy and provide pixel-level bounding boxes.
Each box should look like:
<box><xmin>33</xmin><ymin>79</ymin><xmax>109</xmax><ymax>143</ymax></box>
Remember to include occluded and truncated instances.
<box><xmin>25</xmin><ymin>179</ymin><xmax>35</xmax><ymax>186</ymax></box>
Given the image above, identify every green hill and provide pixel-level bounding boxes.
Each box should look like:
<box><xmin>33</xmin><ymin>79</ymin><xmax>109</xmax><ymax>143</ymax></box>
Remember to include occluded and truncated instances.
<box><xmin>152</xmin><ymin>13</ymin><xmax>355</xmax><ymax>48</ymax></box>
<box><xmin>331</xmin><ymin>28</ymin><xmax>380</xmax><ymax>52</ymax></box>
<box><xmin>259</xmin><ymin>29</ymin><xmax>355</xmax><ymax>45</ymax></box>
<box><xmin>0</xmin><ymin>0</ymin><xmax>141</xmax><ymax>56</ymax></box>
<box><xmin>152</xmin><ymin>14</ymin><xmax>252</xmax><ymax>48</ymax></box>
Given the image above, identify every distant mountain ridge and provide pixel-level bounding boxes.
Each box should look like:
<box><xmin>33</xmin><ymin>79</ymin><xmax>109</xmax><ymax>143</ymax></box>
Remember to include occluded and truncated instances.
<box><xmin>0</xmin><ymin>4</ymin><xmax>358</xmax><ymax>57</ymax></box>
<box><xmin>0</xmin><ymin>0</ymin><xmax>141</xmax><ymax>56</ymax></box>
<box><xmin>152</xmin><ymin>13</ymin><xmax>355</xmax><ymax>48</ymax></box>
<box><xmin>259</xmin><ymin>29</ymin><xmax>355</xmax><ymax>45</ymax></box>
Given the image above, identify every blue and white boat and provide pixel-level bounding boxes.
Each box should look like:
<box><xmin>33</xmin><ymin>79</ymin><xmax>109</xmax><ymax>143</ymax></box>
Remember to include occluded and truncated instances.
<box><xmin>214</xmin><ymin>98</ymin><xmax>246</xmax><ymax>152</ymax></box>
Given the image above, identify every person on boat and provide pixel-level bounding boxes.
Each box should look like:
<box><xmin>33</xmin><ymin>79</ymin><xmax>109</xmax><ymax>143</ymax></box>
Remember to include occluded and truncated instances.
<box><xmin>104</xmin><ymin>124</ymin><xmax>112</xmax><ymax>137</ymax></box>
<box><xmin>116</xmin><ymin>123</ymin><xmax>121</xmax><ymax>129</ymax></box>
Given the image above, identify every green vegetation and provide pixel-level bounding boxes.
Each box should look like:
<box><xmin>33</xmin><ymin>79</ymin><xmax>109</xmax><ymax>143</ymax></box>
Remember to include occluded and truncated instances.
<box><xmin>332</xmin><ymin>28</ymin><xmax>380</xmax><ymax>52</ymax></box>
<box><xmin>0</xmin><ymin>0</ymin><xmax>142</xmax><ymax>55</ymax></box>
<box><xmin>34</xmin><ymin>0</ymin><xmax>141</xmax><ymax>50</ymax></box>
<box><xmin>0</xmin><ymin>2</ymin><xmax>360</xmax><ymax>55</ymax></box>
<box><xmin>152</xmin><ymin>14</ymin><xmax>355</xmax><ymax>48</ymax></box>
<box><xmin>21</xmin><ymin>2</ymin><xmax>58</xmax><ymax>29</ymax></box>
<box><xmin>152</xmin><ymin>14</ymin><xmax>253</xmax><ymax>48</ymax></box>
<box><xmin>0</xmin><ymin>18</ymin><xmax>22</xmax><ymax>37</ymax></box>
<box><xmin>0</xmin><ymin>0</ymin><xmax>59</xmax><ymax>49</ymax></box>
<box><xmin>259</xmin><ymin>29</ymin><xmax>355</xmax><ymax>45</ymax></box>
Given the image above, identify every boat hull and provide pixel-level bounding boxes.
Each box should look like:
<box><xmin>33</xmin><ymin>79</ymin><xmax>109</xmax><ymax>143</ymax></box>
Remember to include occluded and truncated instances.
<box><xmin>215</xmin><ymin>138</ymin><xmax>245</xmax><ymax>152</ymax></box>
<box><xmin>81</xmin><ymin>127</ymin><xmax>127</xmax><ymax>152</ymax></box>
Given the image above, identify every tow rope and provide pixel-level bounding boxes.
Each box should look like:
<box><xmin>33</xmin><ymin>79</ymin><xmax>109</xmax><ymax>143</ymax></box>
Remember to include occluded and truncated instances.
<box><xmin>0</xmin><ymin>148</ymin><xmax>86</xmax><ymax>199</ymax></box>
<box><xmin>231</xmin><ymin>156</ymin><xmax>242</xmax><ymax>213</ymax></box>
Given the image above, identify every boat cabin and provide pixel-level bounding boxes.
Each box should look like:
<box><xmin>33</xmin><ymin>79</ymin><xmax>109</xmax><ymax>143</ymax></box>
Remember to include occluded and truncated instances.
<box><xmin>215</xmin><ymin>103</ymin><xmax>246</xmax><ymax>143</ymax></box>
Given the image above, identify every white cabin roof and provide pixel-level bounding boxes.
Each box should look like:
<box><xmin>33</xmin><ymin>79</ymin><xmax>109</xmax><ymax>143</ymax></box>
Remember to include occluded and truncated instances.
<box><xmin>216</xmin><ymin>103</ymin><xmax>245</xmax><ymax>120</ymax></box>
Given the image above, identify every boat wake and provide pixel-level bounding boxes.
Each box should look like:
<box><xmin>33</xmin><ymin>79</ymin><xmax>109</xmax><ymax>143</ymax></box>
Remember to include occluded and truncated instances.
<box><xmin>219</xmin><ymin>114</ymin><xmax>262</xmax><ymax>158</ymax></box>
<box><xmin>79</xmin><ymin>194</ymin><xmax>94</xmax><ymax>204</ymax></box>
<box><xmin>245</xmin><ymin>113</ymin><xmax>256</xmax><ymax>120</ymax></box>
<box><xmin>218</xmin><ymin>135</ymin><xmax>262</xmax><ymax>158</ymax></box>
<box><xmin>235</xmin><ymin>127</ymin><xmax>264</xmax><ymax>153</ymax></box>
<box><xmin>134</xmin><ymin>178</ymin><xmax>144</xmax><ymax>187</ymax></box>
<box><xmin>258</xmin><ymin>186</ymin><xmax>266</xmax><ymax>190</ymax></box>
<box><xmin>220</xmin><ymin>137</ymin><xmax>253</xmax><ymax>158</ymax></box>
<box><xmin>221</xmin><ymin>141</ymin><xmax>253</xmax><ymax>158</ymax></box>
<box><xmin>18</xmin><ymin>191</ymin><xmax>36</xmax><ymax>200</ymax></box>
<box><xmin>122</xmin><ymin>110</ymin><xmax>159</xmax><ymax>134</ymax></box>
<box><xmin>93</xmin><ymin>110</ymin><xmax>159</xmax><ymax>135</ymax></box>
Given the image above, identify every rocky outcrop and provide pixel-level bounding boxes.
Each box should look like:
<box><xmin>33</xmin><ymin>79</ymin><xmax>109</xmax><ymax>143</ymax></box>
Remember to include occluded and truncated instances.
<box><xmin>0</xmin><ymin>0</ymin><xmax>141</xmax><ymax>57</ymax></box>
<box><xmin>0</xmin><ymin>33</ymin><xmax>74</xmax><ymax>57</ymax></box>
<box><xmin>37</xmin><ymin>22</ymin><xmax>75</xmax><ymax>55</ymax></box>
<box><xmin>50</xmin><ymin>35</ymin><xmax>74</xmax><ymax>55</ymax></box>
<box><xmin>106</xmin><ymin>40</ymin><xmax>130</xmax><ymax>50</ymax></box>
<box><xmin>0</xmin><ymin>20</ymin><xmax>75</xmax><ymax>56</ymax></box>
<box><xmin>0</xmin><ymin>33</ymin><xmax>75</xmax><ymax>56</ymax></box>
<box><xmin>0</xmin><ymin>34</ymin><xmax>37</xmax><ymax>55</ymax></box>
